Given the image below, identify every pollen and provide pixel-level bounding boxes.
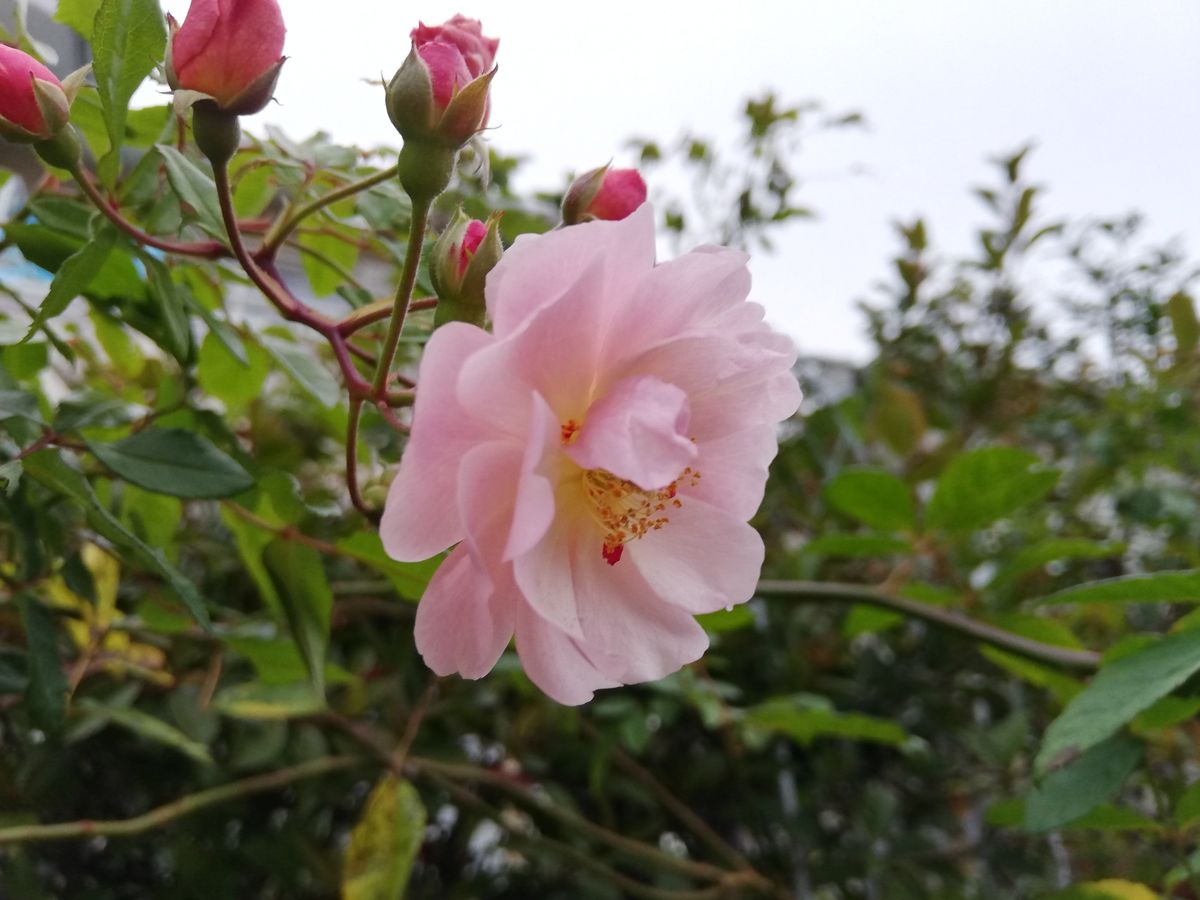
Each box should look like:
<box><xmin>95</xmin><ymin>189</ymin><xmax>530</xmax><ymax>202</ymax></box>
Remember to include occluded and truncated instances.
<box><xmin>583</xmin><ymin>466</ymin><xmax>700</xmax><ymax>565</ymax></box>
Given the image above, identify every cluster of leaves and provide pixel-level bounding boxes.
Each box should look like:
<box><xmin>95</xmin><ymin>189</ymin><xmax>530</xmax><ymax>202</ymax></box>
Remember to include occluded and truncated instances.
<box><xmin>0</xmin><ymin>5</ymin><xmax>1198</xmax><ymax>899</ymax></box>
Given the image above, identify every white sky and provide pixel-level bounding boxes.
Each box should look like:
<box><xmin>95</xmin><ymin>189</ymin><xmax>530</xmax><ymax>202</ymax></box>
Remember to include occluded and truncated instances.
<box><xmin>151</xmin><ymin>0</ymin><xmax>1200</xmax><ymax>362</ymax></box>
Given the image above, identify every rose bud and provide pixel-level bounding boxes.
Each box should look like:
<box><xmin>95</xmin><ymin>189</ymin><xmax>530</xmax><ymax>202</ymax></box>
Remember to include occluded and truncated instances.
<box><xmin>386</xmin><ymin>16</ymin><xmax>497</xmax><ymax>202</ymax></box>
<box><xmin>430</xmin><ymin>209</ymin><xmax>503</xmax><ymax>328</ymax></box>
<box><xmin>0</xmin><ymin>44</ymin><xmax>70</xmax><ymax>143</ymax></box>
<box><xmin>562</xmin><ymin>166</ymin><xmax>648</xmax><ymax>225</ymax></box>
<box><xmin>167</xmin><ymin>0</ymin><xmax>287</xmax><ymax>117</ymax></box>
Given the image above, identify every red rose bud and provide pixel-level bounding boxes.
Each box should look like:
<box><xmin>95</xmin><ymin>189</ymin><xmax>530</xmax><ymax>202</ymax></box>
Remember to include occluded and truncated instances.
<box><xmin>168</xmin><ymin>0</ymin><xmax>286</xmax><ymax>116</ymax></box>
<box><xmin>0</xmin><ymin>44</ymin><xmax>69</xmax><ymax>143</ymax></box>
<box><xmin>385</xmin><ymin>16</ymin><xmax>497</xmax><ymax>150</ymax></box>
<box><xmin>562</xmin><ymin>166</ymin><xmax>648</xmax><ymax>225</ymax></box>
<box><xmin>430</xmin><ymin>209</ymin><xmax>502</xmax><ymax>328</ymax></box>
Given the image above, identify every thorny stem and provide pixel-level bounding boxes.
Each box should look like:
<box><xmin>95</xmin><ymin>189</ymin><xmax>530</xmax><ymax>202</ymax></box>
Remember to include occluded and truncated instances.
<box><xmin>755</xmin><ymin>579</ymin><xmax>1101</xmax><ymax>671</ymax></box>
<box><xmin>370</xmin><ymin>201</ymin><xmax>431</xmax><ymax>399</ymax></box>
<box><xmin>0</xmin><ymin>756</ymin><xmax>363</xmax><ymax>846</ymax></box>
<box><xmin>71</xmin><ymin>166</ymin><xmax>228</xmax><ymax>259</ymax></box>
<box><xmin>260</xmin><ymin>164</ymin><xmax>399</xmax><ymax>256</ymax></box>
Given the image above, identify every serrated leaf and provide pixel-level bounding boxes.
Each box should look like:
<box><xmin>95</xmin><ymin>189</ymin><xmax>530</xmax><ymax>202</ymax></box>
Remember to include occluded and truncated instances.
<box><xmin>22</xmin><ymin>450</ymin><xmax>210</xmax><ymax>627</ymax></box>
<box><xmin>76</xmin><ymin>698</ymin><xmax>213</xmax><ymax>764</ymax></box>
<box><xmin>263</xmin><ymin>540</ymin><xmax>332</xmax><ymax>700</ymax></box>
<box><xmin>0</xmin><ymin>390</ymin><xmax>44</xmax><ymax>425</ymax></box>
<box><xmin>261</xmin><ymin>334</ymin><xmax>341</xmax><ymax>408</ymax></box>
<box><xmin>1035</xmin><ymin>628</ymin><xmax>1200</xmax><ymax>774</ymax></box>
<box><xmin>93</xmin><ymin>0</ymin><xmax>166</xmax><ymax>170</ymax></box>
<box><xmin>1024</xmin><ymin>734</ymin><xmax>1141</xmax><ymax>832</ymax></box>
<box><xmin>54</xmin><ymin>0</ymin><xmax>102</xmax><ymax>39</ymax></box>
<box><xmin>341</xmin><ymin>776</ymin><xmax>426</xmax><ymax>900</ymax></box>
<box><xmin>156</xmin><ymin>144</ymin><xmax>227</xmax><ymax>238</ymax></box>
<box><xmin>88</xmin><ymin>428</ymin><xmax>254</xmax><ymax>499</ymax></box>
<box><xmin>824</xmin><ymin>468</ymin><xmax>914</xmax><ymax>531</ymax></box>
<box><xmin>23</xmin><ymin>225</ymin><xmax>117</xmax><ymax>340</ymax></box>
<box><xmin>1039</xmin><ymin>571</ymin><xmax>1200</xmax><ymax>606</ymax></box>
<box><xmin>18</xmin><ymin>593</ymin><xmax>67</xmax><ymax>732</ymax></box>
<box><xmin>927</xmin><ymin>446</ymin><xmax>1059</xmax><ymax>533</ymax></box>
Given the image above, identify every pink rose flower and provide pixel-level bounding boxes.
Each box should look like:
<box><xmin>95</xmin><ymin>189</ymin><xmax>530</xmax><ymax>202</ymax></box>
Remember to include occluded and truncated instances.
<box><xmin>0</xmin><ymin>44</ymin><xmax>66</xmax><ymax>141</ymax></box>
<box><xmin>381</xmin><ymin>206</ymin><xmax>800</xmax><ymax>704</ymax></box>
<box><xmin>454</xmin><ymin>218</ymin><xmax>490</xmax><ymax>278</ymax></box>
<box><xmin>411</xmin><ymin>14</ymin><xmax>499</xmax><ymax>79</ymax></box>
<box><xmin>170</xmin><ymin>0</ymin><xmax>286</xmax><ymax>115</ymax></box>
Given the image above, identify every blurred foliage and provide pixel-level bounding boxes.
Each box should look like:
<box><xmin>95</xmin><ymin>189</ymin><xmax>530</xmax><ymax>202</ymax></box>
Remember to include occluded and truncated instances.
<box><xmin>0</xmin><ymin>10</ymin><xmax>1199</xmax><ymax>897</ymax></box>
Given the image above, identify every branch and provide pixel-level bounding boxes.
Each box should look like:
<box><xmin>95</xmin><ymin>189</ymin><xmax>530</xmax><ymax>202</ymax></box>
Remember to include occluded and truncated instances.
<box><xmin>72</xmin><ymin>166</ymin><xmax>229</xmax><ymax>259</ymax></box>
<box><xmin>370</xmin><ymin>202</ymin><xmax>431</xmax><ymax>399</ymax></box>
<box><xmin>755</xmin><ymin>580</ymin><xmax>1100</xmax><ymax>671</ymax></box>
<box><xmin>0</xmin><ymin>755</ymin><xmax>364</xmax><ymax>846</ymax></box>
<box><xmin>259</xmin><ymin>164</ymin><xmax>400</xmax><ymax>256</ymax></box>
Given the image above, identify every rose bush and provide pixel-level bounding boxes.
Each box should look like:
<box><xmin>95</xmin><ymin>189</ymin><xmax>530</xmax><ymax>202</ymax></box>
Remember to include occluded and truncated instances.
<box><xmin>381</xmin><ymin>205</ymin><xmax>800</xmax><ymax>703</ymax></box>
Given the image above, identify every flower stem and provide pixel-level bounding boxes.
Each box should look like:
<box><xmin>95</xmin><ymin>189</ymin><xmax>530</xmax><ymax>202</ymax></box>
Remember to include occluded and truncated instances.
<box><xmin>370</xmin><ymin>201</ymin><xmax>431</xmax><ymax>399</ymax></box>
<box><xmin>755</xmin><ymin>579</ymin><xmax>1101</xmax><ymax>671</ymax></box>
<box><xmin>0</xmin><ymin>756</ymin><xmax>363</xmax><ymax>846</ymax></box>
<box><xmin>260</xmin><ymin>164</ymin><xmax>399</xmax><ymax>257</ymax></box>
<box><xmin>71</xmin><ymin>166</ymin><xmax>228</xmax><ymax>259</ymax></box>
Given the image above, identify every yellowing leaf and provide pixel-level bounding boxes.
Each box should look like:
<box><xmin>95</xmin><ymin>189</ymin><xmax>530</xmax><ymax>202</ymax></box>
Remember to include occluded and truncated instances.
<box><xmin>342</xmin><ymin>776</ymin><xmax>426</xmax><ymax>900</ymax></box>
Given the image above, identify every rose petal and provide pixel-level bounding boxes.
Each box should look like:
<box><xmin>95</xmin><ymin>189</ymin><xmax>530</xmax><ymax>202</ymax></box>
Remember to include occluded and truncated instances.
<box><xmin>566</xmin><ymin>375</ymin><xmax>698</xmax><ymax>491</ymax></box>
<box><xmin>414</xmin><ymin>546</ymin><xmax>512</xmax><ymax>679</ymax></box>
<box><xmin>380</xmin><ymin>323</ymin><xmax>493</xmax><ymax>562</ymax></box>
<box><xmin>514</xmin><ymin>600</ymin><xmax>617</xmax><ymax>705</ymax></box>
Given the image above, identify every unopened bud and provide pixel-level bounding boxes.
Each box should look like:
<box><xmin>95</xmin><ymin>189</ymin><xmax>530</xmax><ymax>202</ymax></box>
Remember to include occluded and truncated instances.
<box><xmin>431</xmin><ymin>208</ymin><xmax>502</xmax><ymax>328</ymax></box>
<box><xmin>562</xmin><ymin>166</ymin><xmax>648</xmax><ymax>225</ymax></box>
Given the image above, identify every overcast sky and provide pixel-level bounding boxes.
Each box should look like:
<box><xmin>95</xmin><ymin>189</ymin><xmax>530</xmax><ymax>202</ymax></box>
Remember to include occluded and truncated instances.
<box><xmin>147</xmin><ymin>0</ymin><xmax>1199</xmax><ymax>362</ymax></box>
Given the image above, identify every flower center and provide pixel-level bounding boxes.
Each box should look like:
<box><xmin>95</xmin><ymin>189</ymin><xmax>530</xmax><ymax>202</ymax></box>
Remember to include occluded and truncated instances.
<box><xmin>581</xmin><ymin>466</ymin><xmax>699</xmax><ymax>566</ymax></box>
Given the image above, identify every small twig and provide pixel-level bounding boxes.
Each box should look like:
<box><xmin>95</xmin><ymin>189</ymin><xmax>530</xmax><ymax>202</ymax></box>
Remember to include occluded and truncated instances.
<box><xmin>0</xmin><ymin>756</ymin><xmax>364</xmax><ymax>846</ymax></box>
<box><xmin>260</xmin><ymin>164</ymin><xmax>399</xmax><ymax>256</ymax></box>
<box><xmin>755</xmin><ymin>580</ymin><xmax>1100</xmax><ymax>671</ymax></box>
<box><xmin>370</xmin><ymin>203</ymin><xmax>431</xmax><ymax>399</ymax></box>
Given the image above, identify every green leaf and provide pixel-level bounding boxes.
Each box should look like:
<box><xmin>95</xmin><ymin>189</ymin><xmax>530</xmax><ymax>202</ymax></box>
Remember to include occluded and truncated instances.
<box><xmin>697</xmin><ymin>605</ymin><xmax>755</xmax><ymax>633</ymax></box>
<box><xmin>22</xmin><ymin>451</ymin><xmax>210</xmax><ymax>627</ymax></box>
<box><xmin>989</xmin><ymin>539</ymin><xmax>1123</xmax><ymax>589</ymax></box>
<box><xmin>0</xmin><ymin>460</ymin><xmax>22</xmax><ymax>498</ymax></box>
<box><xmin>224</xmin><ymin>635</ymin><xmax>308</xmax><ymax>685</ymax></box>
<box><xmin>263</xmin><ymin>540</ymin><xmax>332</xmax><ymax>700</ymax></box>
<box><xmin>869</xmin><ymin>382</ymin><xmax>925</xmax><ymax>456</ymax></box>
<box><xmin>341</xmin><ymin>776</ymin><xmax>426</xmax><ymax>900</ymax></box>
<box><xmin>18</xmin><ymin>594</ymin><xmax>67</xmax><ymax>732</ymax></box>
<box><xmin>333</xmin><ymin>532</ymin><xmax>439</xmax><ymax>601</ymax></box>
<box><xmin>1024</xmin><ymin>734</ymin><xmax>1141</xmax><ymax>832</ymax></box>
<box><xmin>88</xmin><ymin>428</ymin><xmax>254</xmax><ymax>499</ymax></box>
<box><xmin>298</xmin><ymin>228</ymin><xmax>360</xmax><ymax>298</ymax></box>
<box><xmin>1067</xmin><ymin>804</ymin><xmax>1160</xmax><ymax>833</ymax></box>
<box><xmin>743</xmin><ymin>697</ymin><xmax>909</xmax><ymax>748</ymax></box>
<box><xmin>1133</xmin><ymin>695</ymin><xmax>1200</xmax><ymax>730</ymax></box>
<box><xmin>842</xmin><ymin>605</ymin><xmax>904</xmax><ymax>637</ymax></box>
<box><xmin>76</xmin><ymin>698</ymin><xmax>213</xmax><ymax>764</ymax></box>
<box><xmin>142</xmin><ymin>254</ymin><xmax>193</xmax><ymax>364</ymax></box>
<box><xmin>214</xmin><ymin>681</ymin><xmax>324</xmax><ymax>720</ymax></box>
<box><xmin>1040</xmin><ymin>571</ymin><xmax>1200</xmax><ymax>606</ymax></box>
<box><xmin>1168</xmin><ymin>292</ymin><xmax>1199</xmax><ymax>355</ymax></box>
<box><xmin>1043</xmin><ymin>880</ymin><xmax>1160</xmax><ymax>900</ymax></box>
<box><xmin>156</xmin><ymin>145</ymin><xmax>227</xmax><ymax>239</ymax></box>
<box><xmin>1175</xmin><ymin>778</ymin><xmax>1200</xmax><ymax>828</ymax></box>
<box><xmin>0</xmin><ymin>390</ymin><xmax>44</xmax><ymax>425</ymax></box>
<box><xmin>92</xmin><ymin>0</ymin><xmax>166</xmax><ymax>168</ymax></box>
<box><xmin>220</xmin><ymin>506</ymin><xmax>282</xmax><ymax>619</ymax></box>
<box><xmin>824</xmin><ymin>468</ymin><xmax>914</xmax><ymax>531</ymax></box>
<box><xmin>926</xmin><ymin>446</ymin><xmax>1059</xmax><ymax>533</ymax></box>
<box><xmin>197</xmin><ymin>331</ymin><xmax>271</xmax><ymax>412</ymax></box>
<box><xmin>1035</xmin><ymin>628</ymin><xmax>1200</xmax><ymax>773</ymax></box>
<box><xmin>261</xmin><ymin>334</ymin><xmax>342</xmax><ymax>408</ymax></box>
<box><xmin>22</xmin><ymin>225</ymin><xmax>117</xmax><ymax>340</ymax></box>
<box><xmin>54</xmin><ymin>0</ymin><xmax>102</xmax><ymax>39</ymax></box>
<box><xmin>803</xmin><ymin>532</ymin><xmax>911</xmax><ymax>558</ymax></box>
